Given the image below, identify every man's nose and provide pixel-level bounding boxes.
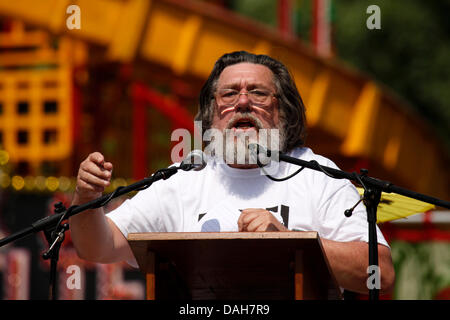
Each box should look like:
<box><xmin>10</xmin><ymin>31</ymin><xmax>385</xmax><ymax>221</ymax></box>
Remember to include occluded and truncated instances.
<box><xmin>235</xmin><ymin>92</ymin><xmax>252</xmax><ymax>112</ymax></box>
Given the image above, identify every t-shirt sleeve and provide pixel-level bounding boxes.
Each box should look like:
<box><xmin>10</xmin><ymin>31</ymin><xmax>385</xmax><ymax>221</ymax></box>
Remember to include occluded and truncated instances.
<box><xmin>106</xmin><ymin>186</ymin><xmax>165</xmax><ymax>239</ymax></box>
<box><xmin>106</xmin><ymin>172</ymin><xmax>185</xmax><ymax>236</ymax></box>
<box><xmin>105</xmin><ymin>188</ymin><xmax>165</xmax><ymax>268</ymax></box>
<box><xmin>105</xmin><ymin>173</ymin><xmax>185</xmax><ymax>268</ymax></box>
<box><xmin>317</xmin><ymin>181</ymin><xmax>389</xmax><ymax>248</ymax></box>
<box><xmin>312</xmin><ymin>158</ymin><xmax>389</xmax><ymax>248</ymax></box>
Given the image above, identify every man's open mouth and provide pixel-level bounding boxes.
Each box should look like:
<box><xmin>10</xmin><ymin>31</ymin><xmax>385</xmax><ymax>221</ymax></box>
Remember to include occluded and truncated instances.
<box><xmin>229</xmin><ymin>118</ymin><xmax>258</xmax><ymax>130</ymax></box>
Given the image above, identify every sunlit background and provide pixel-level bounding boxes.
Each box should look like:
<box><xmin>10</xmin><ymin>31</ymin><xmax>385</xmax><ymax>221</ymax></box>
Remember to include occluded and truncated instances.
<box><xmin>0</xmin><ymin>0</ymin><xmax>449</xmax><ymax>300</ymax></box>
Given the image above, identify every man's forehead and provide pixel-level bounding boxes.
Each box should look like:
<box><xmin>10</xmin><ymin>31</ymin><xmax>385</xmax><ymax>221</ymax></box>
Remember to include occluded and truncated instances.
<box><xmin>217</xmin><ymin>62</ymin><xmax>275</xmax><ymax>88</ymax></box>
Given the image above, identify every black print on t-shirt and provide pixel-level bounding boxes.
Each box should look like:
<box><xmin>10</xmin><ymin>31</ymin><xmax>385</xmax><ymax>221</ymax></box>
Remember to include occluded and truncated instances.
<box><xmin>266</xmin><ymin>205</ymin><xmax>289</xmax><ymax>227</ymax></box>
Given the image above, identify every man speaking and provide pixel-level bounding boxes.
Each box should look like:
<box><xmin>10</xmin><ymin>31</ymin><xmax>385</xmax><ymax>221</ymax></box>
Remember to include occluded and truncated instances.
<box><xmin>69</xmin><ymin>51</ymin><xmax>395</xmax><ymax>295</ymax></box>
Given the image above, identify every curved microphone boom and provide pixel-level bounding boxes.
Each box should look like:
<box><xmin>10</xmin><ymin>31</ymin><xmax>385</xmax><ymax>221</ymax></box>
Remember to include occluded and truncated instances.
<box><xmin>248</xmin><ymin>143</ymin><xmax>270</xmax><ymax>158</ymax></box>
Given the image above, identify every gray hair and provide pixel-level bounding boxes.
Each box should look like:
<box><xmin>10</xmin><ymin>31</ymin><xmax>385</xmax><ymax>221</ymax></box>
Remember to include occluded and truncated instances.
<box><xmin>195</xmin><ymin>51</ymin><xmax>307</xmax><ymax>152</ymax></box>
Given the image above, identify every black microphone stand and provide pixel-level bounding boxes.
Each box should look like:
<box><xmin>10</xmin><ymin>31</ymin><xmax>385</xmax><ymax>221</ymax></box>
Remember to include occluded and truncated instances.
<box><xmin>0</xmin><ymin>165</ymin><xmax>187</xmax><ymax>300</ymax></box>
<box><xmin>256</xmin><ymin>146</ymin><xmax>450</xmax><ymax>300</ymax></box>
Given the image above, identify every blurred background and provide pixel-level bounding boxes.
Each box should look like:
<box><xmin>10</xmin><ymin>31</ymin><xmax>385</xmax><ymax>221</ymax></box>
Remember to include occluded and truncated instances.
<box><xmin>0</xmin><ymin>0</ymin><xmax>448</xmax><ymax>300</ymax></box>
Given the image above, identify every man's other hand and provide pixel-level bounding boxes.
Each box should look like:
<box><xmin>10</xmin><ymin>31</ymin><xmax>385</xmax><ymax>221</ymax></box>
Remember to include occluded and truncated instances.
<box><xmin>238</xmin><ymin>208</ymin><xmax>288</xmax><ymax>232</ymax></box>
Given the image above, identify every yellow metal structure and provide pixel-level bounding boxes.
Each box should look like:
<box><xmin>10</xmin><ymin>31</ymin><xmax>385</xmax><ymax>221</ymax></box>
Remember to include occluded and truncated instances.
<box><xmin>0</xmin><ymin>21</ymin><xmax>83</xmax><ymax>171</ymax></box>
<box><xmin>356</xmin><ymin>188</ymin><xmax>436</xmax><ymax>224</ymax></box>
<box><xmin>0</xmin><ymin>0</ymin><xmax>448</xmax><ymax>199</ymax></box>
<box><xmin>0</xmin><ymin>67</ymin><xmax>72</xmax><ymax>164</ymax></box>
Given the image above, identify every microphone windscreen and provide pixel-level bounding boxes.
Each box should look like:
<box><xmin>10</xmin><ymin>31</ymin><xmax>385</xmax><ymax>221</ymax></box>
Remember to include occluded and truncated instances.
<box><xmin>181</xmin><ymin>149</ymin><xmax>207</xmax><ymax>171</ymax></box>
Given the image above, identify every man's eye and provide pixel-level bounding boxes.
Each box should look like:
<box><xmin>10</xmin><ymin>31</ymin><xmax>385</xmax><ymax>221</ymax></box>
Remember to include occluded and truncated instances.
<box><xmin>251</xmin><ymin>90</ymin><xmax>268</xmax><ymax>96</ymax></box>
<box><xmin>222</xmin><ymin>91</ymin><xmax>238</xmax><ymax>97</ymax></box>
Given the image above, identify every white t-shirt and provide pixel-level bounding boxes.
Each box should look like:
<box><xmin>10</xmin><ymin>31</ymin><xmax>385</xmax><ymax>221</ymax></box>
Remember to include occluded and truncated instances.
<box><xmin>107</xmin><ymin>147</ymin><xmax>389</xmax><ymax>249</ymax></box>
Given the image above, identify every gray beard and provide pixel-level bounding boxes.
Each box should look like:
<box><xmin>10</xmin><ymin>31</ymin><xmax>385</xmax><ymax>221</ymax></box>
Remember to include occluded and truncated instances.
<box><xmin>206</xmin><ymin>127</ymin><xmax>285</xmax><ymax>166</ymax></box>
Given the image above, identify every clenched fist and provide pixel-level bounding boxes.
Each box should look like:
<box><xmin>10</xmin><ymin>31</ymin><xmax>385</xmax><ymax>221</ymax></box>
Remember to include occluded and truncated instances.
<box><xmin>75</xmin><ymin>152</ymin><xmax>113</xmax><ymax>201</ymax></box>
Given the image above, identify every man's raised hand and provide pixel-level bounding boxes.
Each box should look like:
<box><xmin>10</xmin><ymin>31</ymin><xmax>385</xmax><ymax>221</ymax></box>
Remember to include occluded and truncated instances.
<box><xmin>75</xmin><ymin>152</ymin><xmax>113</xmax><ymax>201</ymax></box>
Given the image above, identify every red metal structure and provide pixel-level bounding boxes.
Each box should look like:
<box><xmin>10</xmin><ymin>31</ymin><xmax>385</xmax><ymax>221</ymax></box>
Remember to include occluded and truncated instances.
<box><xmin>131</xmin><ymin>82</ymin><xmax>194</xmax><ymax>179</ymax></box>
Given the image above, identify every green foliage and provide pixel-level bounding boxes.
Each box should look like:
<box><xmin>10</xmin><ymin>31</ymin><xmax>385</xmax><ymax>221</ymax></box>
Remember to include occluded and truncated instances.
<box><xmin>334</xmin><ymin>0</ymin><xmax>450</xmax><ymax>152</ymax></box>
<box><xmin>391</xmin><ymin>240</ymin><xmax>450</xmax><ymax>299</ymax></box>
<box><xmin>229</xmin><ymin>0</ymin><xmax>278</xmax><ymax>27</ymax></box>
<box><xmin>230</xmin><ymin>0</ymin><xmax>450</xmax><ymax>152</ymax></box>
<box><xmin>294</xmin><ymin>0</ymin><xmax>312</xmax><ymax>41</ymax></box>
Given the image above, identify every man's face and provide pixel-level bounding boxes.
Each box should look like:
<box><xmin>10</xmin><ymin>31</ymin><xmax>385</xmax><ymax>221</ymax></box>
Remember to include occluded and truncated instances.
<box><xmin>209</xmin><ymin>63</ymin><xmax>283</xmax><ymax>168</ymax></box>
<box><xmin>207</xmin><ymin>62</ymin><xmax>282</xmax><ymax>168</ymax></box>
<box><xmin>211</xmin><ymin>62</ymin><xmax>280</xmax><ymax>132</ymax></box>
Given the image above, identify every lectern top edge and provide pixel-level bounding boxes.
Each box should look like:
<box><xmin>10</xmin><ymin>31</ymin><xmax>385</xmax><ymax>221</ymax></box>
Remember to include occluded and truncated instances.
<box><xmin>127</xmin><ymin>231</ymin><xmax>320</xmax><ymax>241</ymax></box>
<box><xmin>127</xmin><ymin>230</ymin><xmax>340</xmax><ymax>300</ymax></box>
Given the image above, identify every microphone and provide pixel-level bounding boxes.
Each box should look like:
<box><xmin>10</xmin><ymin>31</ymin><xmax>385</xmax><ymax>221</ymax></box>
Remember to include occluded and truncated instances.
<box><xmin>248</xmin><ymin>143</ymin><xmax>273</xmax><ymax>166</ymax></box>
<box><xmin>179</xmin><ymin>149</ymin><xmax>207</xmax><ymax>171</ymax></box>
<box><xmin>248</xmin><ymin>143</ymin><xmax>271</xmax><ymax>157</ymax></box>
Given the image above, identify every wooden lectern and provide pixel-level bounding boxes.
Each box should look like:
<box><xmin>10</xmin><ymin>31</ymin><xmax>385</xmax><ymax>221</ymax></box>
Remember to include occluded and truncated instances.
<box><xmin>128</xmin><ymin>231</ymin><xmax>341</xmax><ymax>300</ymax></box>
